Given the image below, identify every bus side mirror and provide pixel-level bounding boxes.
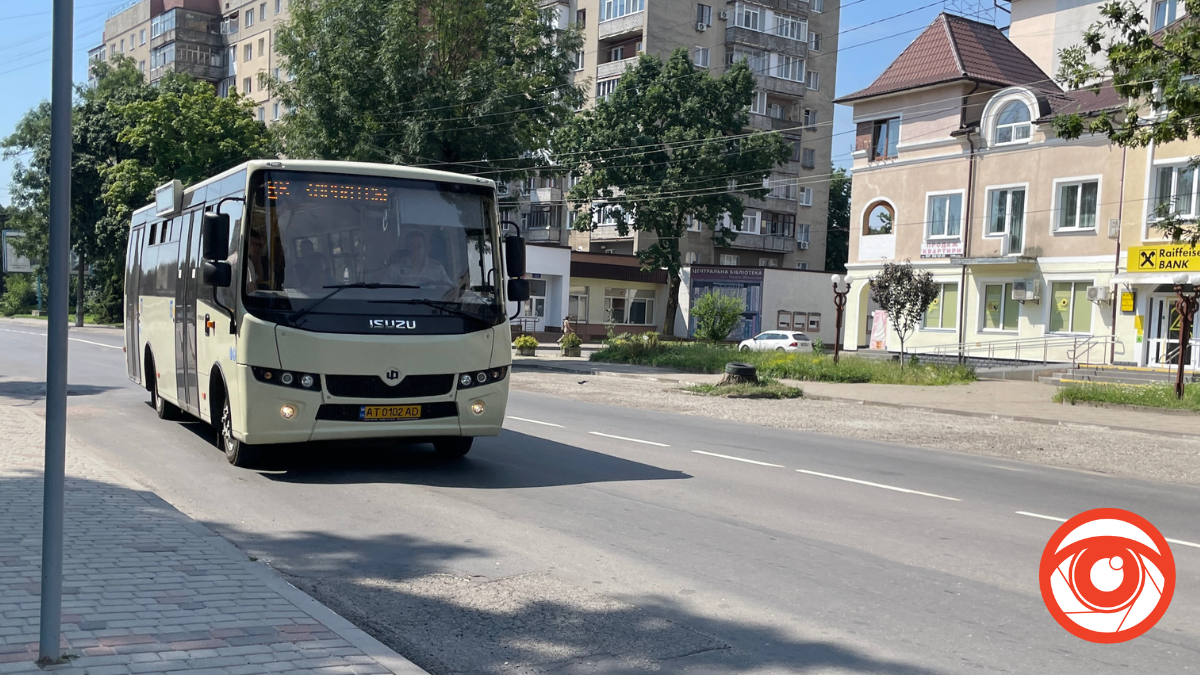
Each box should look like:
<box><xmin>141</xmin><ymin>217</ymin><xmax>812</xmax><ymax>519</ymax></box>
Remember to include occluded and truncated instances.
<box><xmin>202</xmin><ymin>212</ymin><xmax>230</xmax><ymax>261</ymax></box>
<box><xmin>202</xmin><ymin>261</ymin><xmax>232</xmax><ymax>288</ymax></box>
<box><xmin>505</xmin><ymin>235</ymin><xmax>526</xmax><ymax>278</ymax></box>
<box><xmin>507</xmin><ymin>278</ymin><xmax>530</xmax><ymax>303</ymax></box>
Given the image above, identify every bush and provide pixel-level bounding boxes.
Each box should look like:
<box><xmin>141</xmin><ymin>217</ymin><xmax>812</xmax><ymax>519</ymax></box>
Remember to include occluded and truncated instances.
<box><xmin>0</xmin><ymin>274</ymin><xmax>36</xmax><ymax>317</ymax></box>
<box><xmin>811</xmin><ymin>339</ymin><xmax>825</xmax><ymax>356</ymax></box>
<box><xmin>513</xmin><ymin>335</ymin><xmax>539</xmax><ymax>349</ymax></box>
<box><xmin>559</xmin><ymin>332</ymin><xmax>582</xmax><ymax>348</ymax></box>
<box><xmin>692</xmin><ymin>292</ymin><xmax>745</xmax><ymax>343</ymax></box>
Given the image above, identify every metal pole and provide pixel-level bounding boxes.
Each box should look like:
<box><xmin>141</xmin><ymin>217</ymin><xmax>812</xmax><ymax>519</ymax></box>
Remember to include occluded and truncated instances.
<box><xmin>1174</xmin><ymin>287</ymin><xmax>1189</xmax><ymax>400</ymax></box>
<box><xmin>832</xmin><ymin>286</ymin><xmax>846</xmax><ymax>364</ymax></box>
<box><xmin>39</xmin><ymin>0</ymin><xmax>73</xmax><ymax>664</ymax></box>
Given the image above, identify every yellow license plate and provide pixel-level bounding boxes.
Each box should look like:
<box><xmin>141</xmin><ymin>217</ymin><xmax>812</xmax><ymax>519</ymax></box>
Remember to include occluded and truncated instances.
<box><xmin>359</xmin><ymin>405</ymin><xmax>421</xmax><ymax>421</ymax></box>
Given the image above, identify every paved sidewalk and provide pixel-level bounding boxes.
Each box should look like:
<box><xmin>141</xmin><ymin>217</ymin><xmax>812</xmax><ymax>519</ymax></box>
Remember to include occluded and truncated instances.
<box><xmin>511</xmin><ymin>357</ymin><xmax>1200</xmax><ymax>439</ymax></box>
<box><xmin>0</xmin><ymin>403</ymin><xmax>427</xmax><ymax>675</ymax></box>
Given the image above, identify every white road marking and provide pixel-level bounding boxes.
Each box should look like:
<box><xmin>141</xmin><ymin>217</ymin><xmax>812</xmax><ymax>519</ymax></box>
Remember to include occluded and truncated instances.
<box><xmin>588</xmin><ymin>431</ymin><xmax>670</xmax><ymax>447</ymax></box>
<box><xmin>692</xmin><ymin>450</ymin><xmax>784</xmax><ymax>467</ymax></box>
<box><xmin>0</xmin><ymin>328</ymin><xmax>121</xmax><ymax>349</ymax></box>
<box><xmin>796</xmin><ymin>469</ymin><xmax>961</xmax><ymax>501</ymax></box>
<box><xmin>1015</xmin><ymin>511</ymin><xmax>1200</xmax><ymax>549</ymax></box>
<box><xmin>506</xmin><ymin>416</ymin><xmax>563</xmax><ymax>428</ymax></box>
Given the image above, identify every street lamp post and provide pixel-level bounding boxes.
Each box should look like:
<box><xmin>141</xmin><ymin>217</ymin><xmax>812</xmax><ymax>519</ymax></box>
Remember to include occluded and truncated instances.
<box><xmin>830</xmin><ymin>274</ymin><xmax>854</xmax><ymax>364</ymax></box>
<box><xmin>1171</xmin><ymin>272</ymin><xmax>1200</xmax><ymax>400</ymax></box>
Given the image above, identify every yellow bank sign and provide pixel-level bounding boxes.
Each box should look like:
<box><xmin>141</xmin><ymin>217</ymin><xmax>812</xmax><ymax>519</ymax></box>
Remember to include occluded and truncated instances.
<box><xmin>1128</xmin><ymin>244</ymin><xmax>1200</xmax><ymax>271</ymax></box>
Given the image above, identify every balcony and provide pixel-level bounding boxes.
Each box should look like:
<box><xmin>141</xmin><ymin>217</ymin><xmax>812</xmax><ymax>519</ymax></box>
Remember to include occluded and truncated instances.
<box><xmin>756</xmin><ymin>74</ymin><xmax>806</xmax><ymax>98</ymax></box>
<box><xmin>749</xmin><ymin>113</ymin><xmax>803</xmax><ymax>133</ymax></box>
<box><xmin>598</xmin><ymin>11</ymin><xmax>644</xmax><ymax>40</ymax></box>
<box><xmin>596</xmin><ymin>57</ymin><xmax>638</xmax><ymax>80</ymax></box>
<box><xmin>754</xmin><ymin>0</ymin><xmax>811</xmax><ymax>15</ymax></box>
<box><xmin>723</xmin><ymin>233</ymin><xmax>794</xmax><ymax>252</ymax></box>
<box><xmin>151</xmin><ymin>61</ymin><xmax>225</xmax><ymax>84</ymax></box>
<box><xmin>529</xmin><ymin>187</ymin><xmax>562</xmax><ymax>204</ymax></box>
<box><xmin>592</xmin><ymin>225</ymin><xmax>633</xmax><ymax>240</ymax></box>
<box><xmin>526</xmin><ymin>227</ymin><xmax>564</xmax><ymax>244</ymax></box>
<box><xmin>726</xmin><ymin>26</ymin><xmax>808</xmax><ymax>58</ymax></box>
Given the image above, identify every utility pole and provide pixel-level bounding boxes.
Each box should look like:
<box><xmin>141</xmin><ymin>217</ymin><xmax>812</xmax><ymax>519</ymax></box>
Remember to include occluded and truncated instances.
<box><xmin>39</xmin><ymin>0</ymin><xmax>73</xmax><ymax>665</ymax></box>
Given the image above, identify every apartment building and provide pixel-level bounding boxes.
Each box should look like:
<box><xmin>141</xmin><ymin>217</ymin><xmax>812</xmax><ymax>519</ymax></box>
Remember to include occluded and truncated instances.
<box><xmin>89</xmin><ymin>0</ymin><xmax>289</xmax><ymax>123</ymax></box>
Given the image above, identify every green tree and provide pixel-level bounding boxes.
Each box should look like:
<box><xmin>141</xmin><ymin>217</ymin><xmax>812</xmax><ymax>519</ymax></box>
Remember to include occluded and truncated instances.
<box><xmin>1055</xmin><ymin>1</ymin><xmax>1200</xmax><ymax>240</ymax></box>
<box><xmin>553</xmin><ymin>48</ymin><xmax>790</xmax><ymax>336</ymax></box>
<box><xmin>869</xmin><ymin>261</ymin><xmax>939</xmax><ymax>364</ymax></box>
<box><xmin>272</xmin><ymin>0</ymin><xmax>583</xmax><ymax>180</ymax></box>
<box><xmin>692</xmin><ymin>291</ymin><xmax>746</xmax><ymax>343</ymax></box>
<box><xmin>825</xmin><ymin>167</ymin><xmax>851</xmax><ymax>272</ymax></box>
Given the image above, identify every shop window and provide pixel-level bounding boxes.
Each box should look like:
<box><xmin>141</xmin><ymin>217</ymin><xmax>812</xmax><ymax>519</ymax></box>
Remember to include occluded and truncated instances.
<box><xmin>983</xmin><ymin>283</ymin><xmax>1019</xmax><ymax>331</ymax></box>
<box><xmin>1049</xmin><ymin>281</ymin><xmax>1092</xmax><ymax>334</ymax></box>
<box><xmin>568</xmin><ymin>285</ymin><xmax>589</xmax><ymax>321</ymax></box>
<box><xmin>923</xmin><ymin>283</ymin><xmax>958</xmax><ymax>330</ymax></box>
<box><xmin>605</xmin><ymin>288</ymin><xmax>655</xmax><ymax>325</ymax></box>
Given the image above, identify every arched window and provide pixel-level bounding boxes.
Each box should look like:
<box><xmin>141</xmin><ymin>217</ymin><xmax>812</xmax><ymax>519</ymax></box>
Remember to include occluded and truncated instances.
<box><xmin>864</xmin><ymin>202</ymin><xmax>894</xmax><ymax>236</ymax></box>
<box><xmin>995</xmin><ymin>101</ymin><xmax>1031</xmax><ymax>144</ymax></box>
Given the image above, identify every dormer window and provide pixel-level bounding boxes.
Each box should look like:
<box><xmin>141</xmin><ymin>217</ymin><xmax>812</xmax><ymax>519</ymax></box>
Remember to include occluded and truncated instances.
<box><xmin>995</xmin><ymin>101</ymin><xmax>1031</xmax><ymax>144</ymax></box>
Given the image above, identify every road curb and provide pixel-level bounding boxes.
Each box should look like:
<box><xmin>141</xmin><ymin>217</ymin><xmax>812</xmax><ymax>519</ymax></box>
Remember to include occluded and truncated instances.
<box><xmin>9</xmin><ymin>405</ymin><xmax>431</xmax><ymax>675</ymax></box>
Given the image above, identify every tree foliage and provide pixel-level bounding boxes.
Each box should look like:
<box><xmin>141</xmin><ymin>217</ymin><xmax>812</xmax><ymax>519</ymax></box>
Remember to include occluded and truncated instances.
<box><xmin>692</xmin><ymin>291</ymin><xmax>746</xmax><ymax>343</ymax></box>
<box><xmin>825</xmin><ymin>167</ymin><xmax>851</xmax><ymax>272</ymax></box>
<box><xmin>869</xmin><ymin>261</ymin><xmax>939</xmax><ymax>363</ymax></box>
<box><xmin>273</xmin><ymin>0</ymin><xmax>583</xmax><ymax>180</ymax></box>
<box><xmin>553</xmin><ymin>48</ymin><xmax>790</xmax><ymax>336</ymax></box>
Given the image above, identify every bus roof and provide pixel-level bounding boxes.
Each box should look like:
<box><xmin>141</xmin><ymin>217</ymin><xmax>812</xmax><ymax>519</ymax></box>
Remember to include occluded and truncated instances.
<box><xmin>133</xmin><ymin>160</ymin><xmax>497</xmax><ymax>217</ymax></box>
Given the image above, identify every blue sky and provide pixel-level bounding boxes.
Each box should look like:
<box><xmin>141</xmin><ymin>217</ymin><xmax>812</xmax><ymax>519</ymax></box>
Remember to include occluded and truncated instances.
<box><xmin>0</xmin><ymin>0</ymin><xmax>990</xmax><ymax>208</ymax></box>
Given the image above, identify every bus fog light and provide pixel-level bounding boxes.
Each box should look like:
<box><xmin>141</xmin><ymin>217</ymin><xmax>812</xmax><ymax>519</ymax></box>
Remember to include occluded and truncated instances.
<box><xmin>280</xmin><ymin>405</ymin><xmax>296</xmax><ymax>419</ymax></box>
<box><xmin>281</xmin><ymin>372</ymin><xmax>294</xmax><ymax>385</ymax></box>
<box><xmin>476</xmin><ymin>372</ymin><xmax>487</xmax><ymax>384</ymax></box>
<box><xmin>459</xmin><ymin>374</ymin><xmax>473</xmax><ymax>388</ymax></box>
<box><xmin>300</xmin><ymin>374</ymin><xmax>315</xmax><ymax>388</ymax></box>
<box><xmin>470</xmin><ymin>400</ymin><xmax>486</xmax><ymax>415</ymax></box>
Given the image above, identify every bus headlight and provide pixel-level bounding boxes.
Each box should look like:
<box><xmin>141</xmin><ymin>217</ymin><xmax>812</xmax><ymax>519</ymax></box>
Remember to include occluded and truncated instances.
<box><xmin>457</xmin><ymin>367</ymin><xmax>507</xmax><ymax>389</ymax></box>
<box><xmin>300</xmin><ymin>374</ymin><xmax>315</xmax><ymax>389</ymax></box>
<box><xmin>251</xmin><ymin>366</ymin><xmax>322</xmax><ymax>392</ymax></box>
<box><xmin>459</xmin><ymin>373</ymin><xmax>474</xmax><ymax>388</ymax></box>
<box><xmin>470</xmin><ymin>400</ymin><xmax>486</xmax><ymax>415</ymax></box>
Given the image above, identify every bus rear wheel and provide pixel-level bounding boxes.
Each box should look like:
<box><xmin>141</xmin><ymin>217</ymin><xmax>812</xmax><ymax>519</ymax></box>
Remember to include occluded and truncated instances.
<box><xmin>220</xmin><ymin>396</ymin><xmax>259</xmax><ymax>468</ymax></box>
<box><xmin>433</xmin><ymin>437</ymin><xmax>472</xmax><ymax>459</ymax></box>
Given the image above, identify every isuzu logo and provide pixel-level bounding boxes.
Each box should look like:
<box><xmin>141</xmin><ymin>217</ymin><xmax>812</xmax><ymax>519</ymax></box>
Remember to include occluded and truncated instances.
<box><xmin>369</xmin><ymin>319</ymin><xmax>417</xmax><ymax>329</ymax></box>
<box><xmin>382</xmin><ymin>369</ymin><xmax>403</xmax><ymax>384</ymax></box>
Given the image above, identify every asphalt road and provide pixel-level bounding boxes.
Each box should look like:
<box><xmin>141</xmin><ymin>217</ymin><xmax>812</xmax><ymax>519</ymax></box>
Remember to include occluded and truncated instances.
<box><xmin>1</xmin><ymin>319</ymin><xmax>1198</xmax><ymax>674</ymax></box>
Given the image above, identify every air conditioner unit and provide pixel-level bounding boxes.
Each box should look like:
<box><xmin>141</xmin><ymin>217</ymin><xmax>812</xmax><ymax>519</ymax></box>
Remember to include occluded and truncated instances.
<box><xmin>718</xmin><ymin>10</ymin><xmax>729</xmax><ymax>20</ymax></box>
<box><xmin>1087</xmin><ymin>285</ymin><xmax>1111</xmax><ymax>303</ymax></box>
<box><xmin>696</xmin><ymin>22</ymin><xmax>707</xmax><ymax>31</ymax></box>
<box><xmin>1012</xmin><ymin>279</ymin><xmax>1041</xmax><ymax>302</ymax></box>
<box><xmin>798</xmin><ymin>241</ymin><xmax>809</xmax><ymax>249</ymax></box>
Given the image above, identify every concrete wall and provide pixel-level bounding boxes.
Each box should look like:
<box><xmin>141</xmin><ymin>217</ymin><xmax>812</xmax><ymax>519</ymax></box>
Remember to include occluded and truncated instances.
<box><xmin>761</xmin><ymin>268</ymin><xmax>839</xmax><ymax>345</ymax></box>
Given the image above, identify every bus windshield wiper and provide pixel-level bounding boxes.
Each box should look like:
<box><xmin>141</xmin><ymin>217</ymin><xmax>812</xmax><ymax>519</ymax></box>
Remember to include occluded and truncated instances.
<box><xmin>370</xmin><ymin>298</ymin><xmax>497</xmax><ymax>325</ymax></box>
<box><xmin>290</xmin><ymin>283</ymin><xmax>420</xmax><ymax>323</ymax></box>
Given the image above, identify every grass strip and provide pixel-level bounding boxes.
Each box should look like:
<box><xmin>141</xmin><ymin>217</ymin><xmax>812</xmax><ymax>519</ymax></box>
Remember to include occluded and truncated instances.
<box><xmin>1054</xmin><ymin>382</ymin><xmax>1200</xmax><ymax>412</ymax></box>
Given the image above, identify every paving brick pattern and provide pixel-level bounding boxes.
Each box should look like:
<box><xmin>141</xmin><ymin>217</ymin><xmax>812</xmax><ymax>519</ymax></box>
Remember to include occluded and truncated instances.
<box><xmin>0</xmin><ymin>404</ymin><xmax>405</xmax><ymax>675</ymax></box>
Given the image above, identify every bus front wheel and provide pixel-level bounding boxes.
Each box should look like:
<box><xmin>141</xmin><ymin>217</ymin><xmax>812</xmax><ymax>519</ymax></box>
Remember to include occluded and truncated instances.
<box><xmin>220</xmin><ymin>396</ymin><xmax>259</xmax><ymax>468</ymax></box>
<box><xmin>433</xmin><ymin>437</ymin><xmax>472</xmax><ymax>459</ymax></box>
<box><xmin>149</xmin><ymin>366</ymin><xmax>182</xmax><ymax>421</ymax></box>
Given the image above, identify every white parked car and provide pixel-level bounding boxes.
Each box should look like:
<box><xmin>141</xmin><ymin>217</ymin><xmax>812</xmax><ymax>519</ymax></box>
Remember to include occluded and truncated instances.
<box><xmin>738</xmin><ymin>331</ymin><xmax>814</xmax><ymax>353</ymax></box>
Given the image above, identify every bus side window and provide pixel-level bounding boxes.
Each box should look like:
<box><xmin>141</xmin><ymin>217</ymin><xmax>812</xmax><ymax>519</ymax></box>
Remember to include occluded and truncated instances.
<box><xmin>149</xmin><ymin>222</ymin><xmax>158</xmax><ymax>245</ymax></box>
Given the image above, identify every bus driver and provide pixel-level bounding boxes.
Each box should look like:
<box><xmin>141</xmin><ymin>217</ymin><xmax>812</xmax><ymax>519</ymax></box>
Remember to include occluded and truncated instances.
<box><xmin>387</xmin><ymin>230</ymin><xmax>454</xmax><ymax>289</ymax></box>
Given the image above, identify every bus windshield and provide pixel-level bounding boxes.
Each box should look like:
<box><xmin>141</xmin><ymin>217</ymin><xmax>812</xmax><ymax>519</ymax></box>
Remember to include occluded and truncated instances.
<box><xmin>241</xmin><ymin>170</ymin><xmax>501</xmax><ymax>330</ymax></box>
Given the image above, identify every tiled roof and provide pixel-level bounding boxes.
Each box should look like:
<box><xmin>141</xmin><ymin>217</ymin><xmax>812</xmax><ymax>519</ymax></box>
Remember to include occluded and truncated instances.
<box><xmin>835</xmin><ymin>13</ymin><xmax>1061</xmax><ymax>104</ymax></box>
<box><xmin>1039</xmin><ymin>82</ymin><xmax>1127</xmax><ymax>121</ymax></box>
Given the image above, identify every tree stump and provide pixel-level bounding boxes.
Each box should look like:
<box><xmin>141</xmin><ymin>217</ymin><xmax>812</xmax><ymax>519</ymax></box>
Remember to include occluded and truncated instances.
<box><xmin>720</xmin><ymin>362</ymin><xmax>758</xmax><ymax>386</ymax></box>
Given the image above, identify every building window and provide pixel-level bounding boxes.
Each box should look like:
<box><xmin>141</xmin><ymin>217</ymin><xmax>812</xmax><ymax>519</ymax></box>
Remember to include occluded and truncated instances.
<box><xmin>864</xmin><ymin>202</ymin><xmax>893</xmax><ymax>235</ymax></box>
<box><xmin>766</xmin><ymin>175</ymin><xmax>796</xmax><ymax>200</ymax></box>
<box><xmin>605</xmin><ymin>288</ymin><xmax>655</xmax><ymax>325</ymax></box>
<box><xmin>1049</xmin><ymin>282</ymin><xmax>1092</xmax><ymax>334</ymax></box>
<box><xmin>751</xmin><ymin>90</ymin><xmax>767</xmax><ymax>115</ymax></box>
<box><xmin>812</xmin><ymin>0</ymin><xmax>825</xmax><ymax>12</ymax></box>
<box><xmin>276</xmin><ymin>0</ymin><xmax>282</xmax><ymax>14</ymax></box>
<box><xmin>257</xmin><ymin>107</ymin><xmax>265</xmax><ymax>121</ymax></box>
<box><xmin>983</xmin><ymin>283</ymin><xmax>1019</xmax><ymax>332</ymax></box>
<box><xmin>927</xmin><ymin>193</ymin><xmax>963</xmax><ymax>238</ymax></box>
<box><xmin>244</xmin><ymin>44</ymin><xmax>253</xmax><ymax>62</ymax></box>
<box><xmin>923</xmin><ymin>283</ymin><xmax>958</xmax><ymax>330</ymax></box>
<box><xmin>243</xmin><ymin>77</ymin><xmax>252</xmax><ymax>94</ymax></box>
<box><xmin>599</xmin><ymin>0</ymin><xmax>644</xmax><ymax>21</ymax></box>
<box><xmin>610</xmin><ymin>46</ymin><xmax>625</xmax><ymax>61</ymax></box>
<box><xmin>719</xmin><ymin>254</ymin><xmax>740</xmax><ymax>265</ymax></box>
<box><xmin>596</xmin><ymin>79</ymin><xmax>618</xmax><ymax>99</ymax></box>
<box><xmin>696</xmin><ymin>3</ymin><xmax>712</xmax><ymax>26</ymax></box>
<box><xmin>524</xmin><ymin>279</ymin><xmax>548</xmax><ymax>319</ymax></box>
<box><xmin>140</xmin><ymin>29</ymin><xmax>146</xmax><ymax>45</ymax></box>
<box><xmin>1154</xmin><ymin>164</ymin><xmax>1197</xmax><ymax>218</ymax></box>
<box><xmin>569</xmin><ymin>286</ymin><xmax>589</xmax><ymax>321</ymax></box>
<box><xmin>803</xmin><ymin>108</ymin><xmax>817</xmax><ymax>128</ymax></box>
<box><xmin>774</xmin><ymin>13</ymin><xmax>806</xmax><ymax>40</ymax></box>
<box><xmin>758</xmin><ymin>257</ymin><xmax>779</xmax><ymax>267</ymax></box>
<box><xmin>272</xmin><ymin>103</ymin><xmax>280</xmax><ymax>120</ymax></box>
<box><xmin>246</xmin><ymin>8</ymin><xmax>255</xmax><ymax>27</ymax></box>
<box><xmin>775</xmin><ymin>55</ymin><xmax>804</xmax><ymax>82</ymax></box>
<box><xmin>808</xmin><ymin>32</ymin><xmax>821</xmax><ymax>51</ymax></box>
<box><xmin>796</xmin><ymin>262</ymin><xmax>809</xmax><ymax>270</ymax></box>
<box><xmin>1153</xmin><ymin>0</ymin><xmax>1177</xmax><ymax>30</ymax></box>
<box><xmin>728</xmin><ymin>46</ymin><xmax>766</xmax><ymax>74</ymax></box>
<box><xmin>138</xmin><ymin>60</ymin><xmax>145</xmax><ymax>72</ymax></box>
<box><xmin>258</xmin><ymin>38</ymin><xmax>265</xmax><ymax>58</ymax></box>
<box><xmin>994</xmin><ymin>101</ymin><xmax>1031</xmax><ymax>144</ymax></box>
<box><xmin>737</xmin><ymin>210</ymin><xmax>761</xmax><ymax>234</ymax></box>
<box><xmin>694</xmin><ymin>47</ymin><xmax>710</xmax><ymax>68</ymax></box>
<box><xmin>871</xmin><ymin>118</ymin><xmax>899</xmax><ymax>160</ymax></box>
<box><xmin>801</xmin><ymin>148</ymin><xmax>815</xmax><ymax>169</ymax></box>
<box><xmin>805</xmin><ymin>70</ymin><xmax>819</xmax><ymax>90</ymax></box>
<box><xmin>735</xmin><ymin>3</ymin><xmax>761</xmax><ymax>30</ymax></box>
<box><xmin>574</xmin><ymin>51</ymin><xmax>584</xmax><ymax>70</ymax></box>
<box><xmin>120</xmin><ymin>39</ymin><xmax>125</xmax><ymax>53</ymax></box>
<box><xmin>798</xmin><ymin>187</ymin><xmax>813</xmax><ymax>206</ymax></box>
<box><xmin>1056</xmin><ymin>180</ymin><xmax>1099</xmax><ymax>231</ymax></box>
<box><xmin>987</xmin><ymin>187</ymin><xmax>1027</xmax><ymax>254</ymax></box>
<box><xmin>576</xmin><ymin>9</ymin><xmax>586</xmax><ymax>27</ymax></box>
<box><xmin>260</xmin><ymin>3</ymin><xmax>267</xmax><ymax>21</ymax></box>
<box><xmin>686</xmin><ymin>215</ymin><xmax>702</xmax><ymax>232</ymax></box>
<box><xmin>150</xmin><ymin>43</ymin><xmax>174</xmax><ymax>69</ymax></box>
<box><xmin>767</xmin><ymin>102</ymin><xmax>787</xmax><ymax>120</ymax></box>
<box><xmin>685</xmin><ymin>251</ymin><xmax>700</xmax><ymax>264</ymax></box>
<box><xmin>797</xmin><ymin>222</ymin><xmax>810</xmax><ymax>244</ymax></box>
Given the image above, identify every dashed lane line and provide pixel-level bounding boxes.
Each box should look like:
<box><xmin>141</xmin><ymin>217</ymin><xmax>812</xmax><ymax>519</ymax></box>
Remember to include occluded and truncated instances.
<box><xmin>691</xmin><ymin>450</ymin><xmax>784</xmax><ymax>467</ymax></box>
<box><xmin>796</xmin><ymin>469</ymin><xmax>961</xmax><ymax>502</ymax></box>
<box><xmin>0</xmin><ymin>327</ymin><xmax>122</xmax><ymax>350</ymax></box>
<box><xmin>1015</xmin><ymin>511</ymin><xmax>1200</xmax><ymax>549</ymax></box>
<box><xmin>506</xmin><ymin>416</ymin><xmax>564</xmax><ymax>428</ymax></box>
<box><xmin>588</xmin><ymin>431</ymin><xmax>670</xmax><ymax>447</ymax></box>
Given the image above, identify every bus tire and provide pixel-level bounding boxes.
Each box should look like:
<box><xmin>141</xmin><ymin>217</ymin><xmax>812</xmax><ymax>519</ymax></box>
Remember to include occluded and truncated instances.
<box><xmin>219</xmin><ymin>395</ymin><xmax>259</xmax><ymax>468</ymax></box>
<box><xmin>433</xmin><ymin>437</ymin><xmax>472</xmax><ymax>459</ymax></box>
<box><xmin>148</xmin><ymin>358</ymin><xmax>182</xmax><ymax>421</ymax></box>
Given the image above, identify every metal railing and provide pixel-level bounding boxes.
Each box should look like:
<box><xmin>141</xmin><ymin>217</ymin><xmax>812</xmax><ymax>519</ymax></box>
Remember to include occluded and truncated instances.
<box><xmin>919</xmin><ymin>334</ymin><xmax>1121</xmax><ymax>367</ymax></box>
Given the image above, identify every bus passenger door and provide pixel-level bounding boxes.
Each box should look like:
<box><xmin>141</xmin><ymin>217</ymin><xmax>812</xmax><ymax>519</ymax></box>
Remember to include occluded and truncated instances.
<box><xmin>183</xmin><ymin>210</ymin><xmax>202</xmax><ymax>411</ymax></box>
<box><xmin>125</xmin><ymin>227</ymin><xmax>145</xmax><ymax>383</ymax></box>
<box><xmin>174</xmin><ymin>211</ymin><xmax>199</xmax><ymax>414</ymax></box>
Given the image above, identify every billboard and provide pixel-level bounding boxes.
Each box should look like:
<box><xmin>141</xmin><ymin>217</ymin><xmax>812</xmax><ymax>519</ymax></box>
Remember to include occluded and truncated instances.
<box><xmin>2</xmin><ymin>230</ymin><xmax>33</xmax><ymax>273</ymax></box>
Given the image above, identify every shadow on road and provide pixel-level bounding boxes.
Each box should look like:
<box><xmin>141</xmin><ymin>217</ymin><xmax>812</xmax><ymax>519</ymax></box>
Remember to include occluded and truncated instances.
<box><xmin>0</xmin><ymin>379</ymin><xmax>120</xmax><ymax>401</ymax></box>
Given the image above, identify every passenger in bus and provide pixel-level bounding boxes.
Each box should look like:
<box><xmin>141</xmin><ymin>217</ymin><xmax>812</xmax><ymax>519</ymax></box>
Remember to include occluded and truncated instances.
<box><xmin>246</xmin><ymin>229</ymin><xmax>269</xmax><ymax>293</ymax></box>
<box><xmin>292</xmin><ymin>239</ymin><xmax>330</xmax><ymax>289</ymax></box>
<box><xmin>386</xmin><ymin>230</ymin><xmax>454</xmax><ymax>290</ymax></box>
